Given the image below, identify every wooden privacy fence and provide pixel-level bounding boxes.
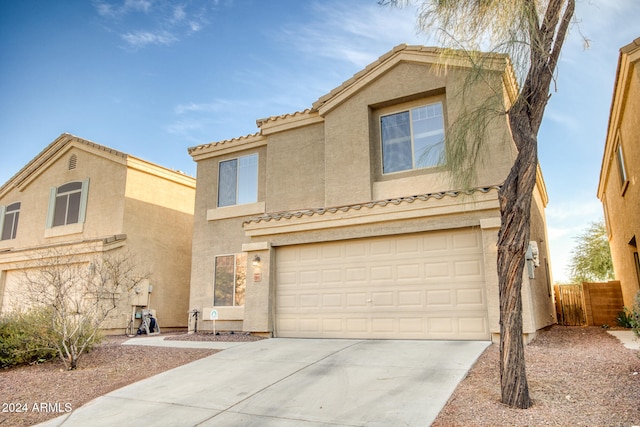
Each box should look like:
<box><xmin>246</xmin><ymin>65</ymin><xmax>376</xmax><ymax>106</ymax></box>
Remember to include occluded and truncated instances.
<box><xmin>554</xmin><ymin>281</ymin><xmax>624</xmax><ymax>326</ymax></box>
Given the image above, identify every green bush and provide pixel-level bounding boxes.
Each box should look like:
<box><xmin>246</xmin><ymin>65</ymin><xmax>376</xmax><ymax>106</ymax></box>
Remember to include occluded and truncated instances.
<box><xmin>0</xmin><ymin>308</ymin><xmax>57</xmax><ymax>368</ymax></box>
<box><xmin>616</xmin><ymin>307</ymin><xmax>635</xmax><ymax>328</ymax></box>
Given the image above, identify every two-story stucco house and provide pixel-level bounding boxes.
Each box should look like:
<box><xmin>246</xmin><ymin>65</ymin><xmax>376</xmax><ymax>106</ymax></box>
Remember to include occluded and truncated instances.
<box><xmin>0</xmin><ymin>133</ymin><xmax>195</xmax><ymax>332</ymax></box>
<box><xmin>188</xmin><ymin>45</ymin><xmax>556</xmax><ymax>342</ymax></box>
<box><xmin>598</xmin><ymin>37</ymin><xmax>640</xmax><ymax>308</ymax></box>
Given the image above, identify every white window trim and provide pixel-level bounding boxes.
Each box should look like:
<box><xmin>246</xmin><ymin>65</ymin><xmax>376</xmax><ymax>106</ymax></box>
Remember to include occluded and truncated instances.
<box><xmin>0</xmin><ymin>205</ymin><xmax>5</xmax><ymax>240</ymax></box>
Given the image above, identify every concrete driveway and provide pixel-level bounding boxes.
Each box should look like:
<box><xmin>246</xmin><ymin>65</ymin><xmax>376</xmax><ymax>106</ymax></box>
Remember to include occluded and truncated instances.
<box><xmin>37</xmin><ymin>338</ymin><xmax>489</xmax><ymax>427</ymax></box>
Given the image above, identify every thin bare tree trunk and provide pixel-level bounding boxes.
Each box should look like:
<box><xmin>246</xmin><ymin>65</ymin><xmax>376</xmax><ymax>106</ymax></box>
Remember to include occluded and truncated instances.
<box><xmin>495</xmin><ymin>0</ymin><xmax>574</xmax><ymax>408</ymax></box>
<box><xmin>497</xmin><ymin>108</ymin><xmax>538</xmax><ymax>408</ymax></box>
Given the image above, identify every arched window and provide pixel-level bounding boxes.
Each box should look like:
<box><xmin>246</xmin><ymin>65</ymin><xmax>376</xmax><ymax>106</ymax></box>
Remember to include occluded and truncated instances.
<box><xmin>0</xmin><ymin>202</ymin><xmax>20</xmax><ymax>240</ymax></box>
<box><xmin>46</xmin><ymin>179</ymin><xmax>90</xmax><ymax>228</ymax></box>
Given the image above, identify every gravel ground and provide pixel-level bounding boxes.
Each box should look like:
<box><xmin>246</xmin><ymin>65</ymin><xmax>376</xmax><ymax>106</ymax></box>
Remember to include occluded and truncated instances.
<box><xmin>0</xmin><ymin>327</ymin><xmax>637</xmax><ymax>427</ymax></box>
<box><xmin>0</xmin><ymin>332</ymin><xmax>262</xmax><ymax>427</ymax></box>
<box><xmin>433</xmin><ymin>326</ymin><xmax>640</xmax><ymax>426</ymax></box>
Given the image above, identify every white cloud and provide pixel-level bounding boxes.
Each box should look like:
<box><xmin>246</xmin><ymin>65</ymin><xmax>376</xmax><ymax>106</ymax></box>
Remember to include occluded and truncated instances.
<box><xmin>278</xmin><ymin>2</ymin><xmax>426</xmax><ymax>69</ymax></box>
<box><xmin>172</xmin><ymin>4</ymin><xmax>186</xmax><ymax>22</ymax></box>
<box><xmin>174</xmin><ymin>100</ymin><xmax>244</xmax><ymax>115</ymax></box>
<box><xmin>121</xmin><ymin>30</ymin><xmax>176</xmax><ymax>48</ymax></box>
<box><xmin>95</xmin><ymin>0</ymin><xmax>152</xmax><ymax>17</ymax></box>
<box><xmin>95</xmin><ymin>0</ymin><xmax>212</xmax><ymax>49</ymax></box>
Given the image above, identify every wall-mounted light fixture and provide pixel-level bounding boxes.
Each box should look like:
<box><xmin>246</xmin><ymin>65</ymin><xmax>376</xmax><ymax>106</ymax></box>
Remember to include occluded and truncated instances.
<box><xmin>252</xmin><ymin>255</ymin><xmax>261</xmax><ymax>266</ymax></box>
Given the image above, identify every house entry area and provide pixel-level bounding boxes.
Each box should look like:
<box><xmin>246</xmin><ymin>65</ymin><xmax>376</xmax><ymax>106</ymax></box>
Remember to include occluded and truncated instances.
<box><xmin>275</xmin><ymin>228</ymin><xmax>490</xmax><ymax>340</ymax></box>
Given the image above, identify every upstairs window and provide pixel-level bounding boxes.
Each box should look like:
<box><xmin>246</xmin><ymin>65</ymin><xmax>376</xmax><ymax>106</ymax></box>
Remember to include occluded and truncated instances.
<box><xmin>47</xmin><ymin>179</ymin><xmax>89</xmax><ymax>228</ymax></box>
<box><xmin>0</xmin><ymin>202</ymin><xmax>20</xmax><ymax>240</ymax></box>
<box><xmin>214</xmin><ymin>253</ymin><xmax>246</xmax><ymax>306</ymax></box>
<box><xmin>615</xmin><ymin>137</ymin><xmax>629</xmax><ymax>194</ymax></box>
<box><xmin>218</xmin><ymin>154</ymin><xmax>258</xmax><ymax>207</ymax></box>
<box><xmin>381</xmin><ymin>102</ymin><xmax>445</xmax><ymax>174</ymax></box>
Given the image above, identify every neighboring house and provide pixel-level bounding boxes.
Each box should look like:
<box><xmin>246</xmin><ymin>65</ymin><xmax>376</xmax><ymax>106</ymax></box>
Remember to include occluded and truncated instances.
<box><xmin>598</xmin><ymin>37</ymin><xmax>640</xmax><ymax>308</ymax></box>
<box><xmin>0</xmin><ymin>133</ymin><xmax>195</xmax><ymax>332</ymax></box>
<box><xmin>188</xmin><ymin>45</ymin><xmax>555</xmax><ymax>342</ymax></box>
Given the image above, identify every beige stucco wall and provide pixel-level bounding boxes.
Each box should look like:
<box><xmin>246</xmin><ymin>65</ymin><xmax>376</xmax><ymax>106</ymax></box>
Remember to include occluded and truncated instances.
<box><xmin>265</xmin><ymin>123</ymin><xmax>325</xmax><ymax>212</ymax></box>
<box><xmin>188</xmin><ymin>144</ymin><xmax>267</xmax><ymax>330</ymax></box>
<box><xmin>322</xmin><ymin>62</ymin><xmax>515</xmax><ymax>207</ymax></box>
<box><xmin>0</xmin><ymin>144</ymin><xmax>128</xmax><ymax>252</ymax></box>
<box><xmin>188</xmin><ymin>47</ymin><xmax>554</xmax><ymax>339</ymax></box>
<box><xmin>122</xmin><ymin>160</ymin><xmax>195</xmax><ymax>329</ymax></box>
<box><xmin>524</xmin><ymin>180</ymin><xmax>557</xmax><ymax>333</ymax></box>
<box><xmin>0</xmin><ymin>136</ymin><xmax>195</xmax><ymax>332</ymax></box>
<box><xmin>599</xmin><ymin>40</ymin><xmax>640</xmax><ymax>308</ymax></box>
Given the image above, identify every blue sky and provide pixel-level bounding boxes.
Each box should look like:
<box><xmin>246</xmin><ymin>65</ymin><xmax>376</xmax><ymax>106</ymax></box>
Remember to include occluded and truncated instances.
<box><xmin>0</xmin><ymin>0</ymin><xmax>638</xmax><ymax>282</ymax></box>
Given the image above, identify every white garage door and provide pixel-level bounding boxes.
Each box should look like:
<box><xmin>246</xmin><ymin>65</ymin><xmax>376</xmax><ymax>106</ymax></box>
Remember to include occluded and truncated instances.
<box><xmin>275</xmin><ymin>228</ymin><xmax>489</xmax><ymax>340</ymax></box>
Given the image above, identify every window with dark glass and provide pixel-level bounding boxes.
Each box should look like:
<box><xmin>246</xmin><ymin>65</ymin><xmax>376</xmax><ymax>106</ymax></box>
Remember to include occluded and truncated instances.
<box><xmin>214</xmin><ymin>253</ymin><xmax>246</xmax><ymax>306</ymax></box>
<box><xmin>47</xmin><ymin>179</ymin><xmax>89</xmax><ymax>229</ymax></box>
<box><xmin>53</xmin><ymin>182</ymin><xmax>82</xmax><ymax>226</ymax></box>
<box><xmin>1</xmin><ymin>202</ymin><xmax>20</xmax><ymax>240</ymax></box>
<box><xmin>218</xmin><ymin>154</ymin><xmax>258</xmax><ymax>207</ymax></box>
<box><xmin>381</xmin><ymin>102</ymin><xmax>445</xmax><ymax>174</ymax></box>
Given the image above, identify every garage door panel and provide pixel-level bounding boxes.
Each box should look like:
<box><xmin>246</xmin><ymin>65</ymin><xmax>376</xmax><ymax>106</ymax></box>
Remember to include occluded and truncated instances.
<box><xmin>278</xmin><ymin>271</ymin><xmax>297</xmax><ymax>286</ymax></box>
<box><xmin>370</xmin><ymin>240</ymin><xmax>393</xmax><ymax>256</ymax></box>
<box><xmin>371</xmin><ymin>266</ymin><xmax>392</xmax><ymax>281</ymax></box>
<box><xmin>453</xmin><ymin>259</ymin><xmax>483</xmax><ymax>277</ymax></box>
<box><xmin>428</xmin><ymin>317</ymin><xmax>454</xmax><ymax>333</ymax></box>
<box><xmin>300</xmin><ymin>318</ymin><xmax>323</xmax><ymax>333</ymax></box>
<box><xmin>322</xmin><ymin>318</ymin><xmax>342</xmax><ymax>332</ymax></box>
<box><xmin>299</xmin><ymin>294</ymin><xmax>319</xmax><ymax>308</ymax></box>
<box><xmin>426</xmin><ymin>290</ymin><xmax>452</xmax><ymax>306</ymax></box>
<box><xmin>346</xmin><ymin>318</ymin><xmax>368</xmax><ymax>332</ymax></box>
<box><xmin>276</xmin><ymin>228</ymin><xmax>489</xmax><ymax>340</ymax></box>
<box><xmin>346</xmin><ymin>293</ymin><xmax>367</xmax><ymax>307</ymax></box>
<box><xmin>371</xmin><ymin>292</ymin><xmax>393</xmax><ymax>306</ymax></box>
<box><xmin>397</xmin><ymin>263</ymin><xmax>421</xmax><ymax>279</ymax></box>
<box><xmin>372</xmin><ymin>318</ymin><xmax>394</xmax><ymax>333</ymax></box>
<box><xmin>422</xmin><ymin>234</ymin><xmax>449</xmax><ymax>251</ymax></box>
<box><xmin>322</xmin><ymin>269</ymin><xmax>342</xmax><ymax>283</ymax></box>
<box><xmin>458</xmin><ymin>316</ymin><xmax>488</xmax><ymax>334</ymax></box>
<box><xmin>398</xmin><ymin>290</ymin><xmax>423</xmax><ymax>306</ymax></box>
<box><xmin>456</xmin><ymin>288</ymin><xmax>485</xmax><ymax>305</ymax></box>
<box><xmin>321</xmin><ymin>245</ymin><xmax>342</xmax><ymax>260</ymax></box>
<box><xmin>425</xmin><ymin>262</ymin><xmax>449</xmax><ymax>278</ymax></box>
<box><xmin>278</xmin><ymin>295</ymin><xmax>297</xmax><ymax>308</ymax></box>
<box><xmin>452</xmin><ymin>230</ymin><xmax>481</xmax><ymax>250</ymax></box>
<box><xmin>346</xmin><ymin>267</ymin><xmax>366</xmax><ymax>282</ymax></box>
<box><xmin>299</xmin><ymin>270</ymin><xmax>319</xmax><ymax>285</ymax></box>
<box><xmin>345</xmin><ymin>242</ymin><xmax>367</xmax><ymax>257</ymax></box>
<box><xmin>397</xmin><ymin>237</ymin><xmax>420</xmax><ymax>254</ymax></box>
<box><xmin>322</xmin><ymin>293</ymin><xmax>342</xmax><ymax>308</ymax></box>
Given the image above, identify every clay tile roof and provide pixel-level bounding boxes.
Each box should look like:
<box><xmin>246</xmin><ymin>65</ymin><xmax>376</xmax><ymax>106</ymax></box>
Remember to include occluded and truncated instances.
<box><xmin>255</xmin><ymin>109</ymin><xmax>315</xmax><ymax>128</ymax></box>
<box><xmin>187</xmin><ymin>132</ymin><xmax>261</xmax><ymax>155</ymax></box>
<box><xmin>243</xmin><ymin>185</ymin><xmax>501</xmax><ymax>226</ymax></box>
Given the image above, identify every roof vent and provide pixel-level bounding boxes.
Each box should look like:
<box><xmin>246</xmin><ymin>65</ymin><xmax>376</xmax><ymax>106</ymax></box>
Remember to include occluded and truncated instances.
<box><xmin>68</xmin><ymin>154</ymin><xmax>77</xmax><ymax>170</ymax></box>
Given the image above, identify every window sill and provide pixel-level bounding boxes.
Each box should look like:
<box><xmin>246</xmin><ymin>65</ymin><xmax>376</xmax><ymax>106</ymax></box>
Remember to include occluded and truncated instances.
<box><xmin>44</xmin><ymin>223</ymin><xmax>84</xmax><ymax>238</ymax></box>
<box><xmin>207</xmin><ymin>202</ymin><xmax>265</xmax><ymax>221</ymax></box>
